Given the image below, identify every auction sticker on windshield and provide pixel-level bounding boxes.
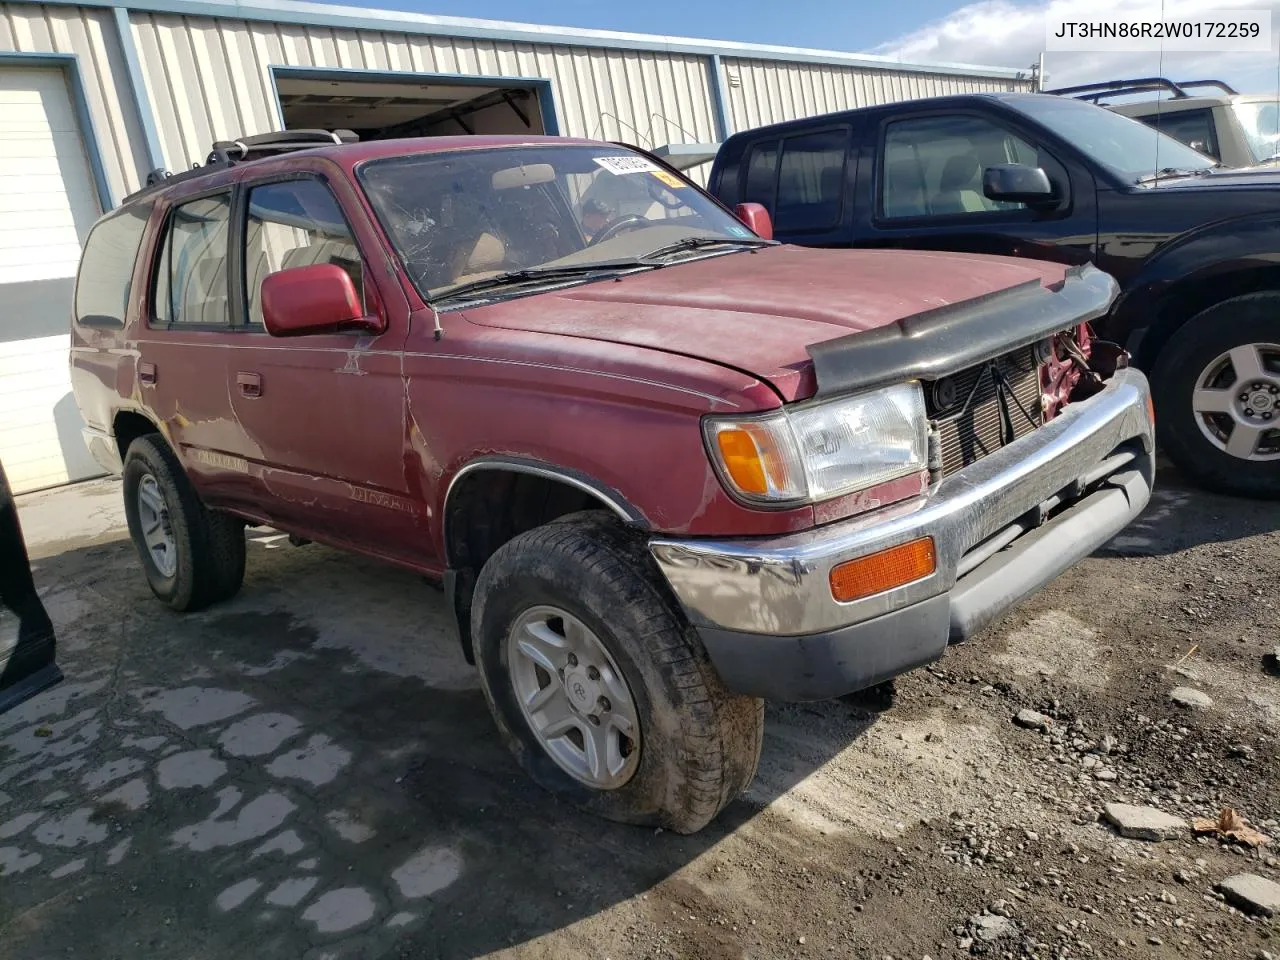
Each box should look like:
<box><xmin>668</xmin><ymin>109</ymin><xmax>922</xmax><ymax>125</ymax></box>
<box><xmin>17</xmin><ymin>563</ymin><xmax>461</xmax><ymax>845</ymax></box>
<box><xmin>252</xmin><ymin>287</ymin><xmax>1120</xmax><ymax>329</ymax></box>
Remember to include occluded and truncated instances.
<box><xmin>593</xmin><ymin>155</ymin><xmax>662</xmax><ymax>175</ymax></box>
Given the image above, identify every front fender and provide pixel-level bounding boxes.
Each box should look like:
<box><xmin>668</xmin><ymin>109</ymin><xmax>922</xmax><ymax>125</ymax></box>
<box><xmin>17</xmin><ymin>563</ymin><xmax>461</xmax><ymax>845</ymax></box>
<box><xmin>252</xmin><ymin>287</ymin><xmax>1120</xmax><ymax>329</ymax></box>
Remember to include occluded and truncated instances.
<box><xmin>1110</xmin><ymin>213</ymin><xmax>1280</xmax><ymax>354</ymax></box>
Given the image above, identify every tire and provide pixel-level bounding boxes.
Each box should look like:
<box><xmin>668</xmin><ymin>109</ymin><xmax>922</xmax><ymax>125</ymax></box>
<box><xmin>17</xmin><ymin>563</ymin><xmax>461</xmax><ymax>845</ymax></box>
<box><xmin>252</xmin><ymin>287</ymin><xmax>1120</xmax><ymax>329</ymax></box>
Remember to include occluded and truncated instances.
<box><xmin>471</xmin><ymin>512</ymin><xmax>764</xmax><ymax>834</ymax></box>
<box><xmin>122</xmin><ymin>435</ymin><xmax>246</xmax><ymax>611</ymax></box>
<box><xmin>1151</xmin><ymin>293</ymin><xmax>1280</xmax><ymax>499</ymax></box>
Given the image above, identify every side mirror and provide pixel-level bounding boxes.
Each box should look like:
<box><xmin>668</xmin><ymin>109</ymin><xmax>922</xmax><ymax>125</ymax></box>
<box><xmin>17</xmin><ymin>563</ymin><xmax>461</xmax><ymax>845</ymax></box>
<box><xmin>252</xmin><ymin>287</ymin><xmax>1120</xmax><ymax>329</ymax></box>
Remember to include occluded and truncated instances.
<box><xmin>734</xmin><ymin>202</ymin><xmax>773</xmax><ymax>241</ymax></box>
<box><xmin>982</xmin><ymin>164</ymin><xmax>1056</xmax><ymax>205</ymax></box>
<box><xmin>260</xmin><ymin>263</ymin><xmax>383</xmax><ymax>337</ymax></box>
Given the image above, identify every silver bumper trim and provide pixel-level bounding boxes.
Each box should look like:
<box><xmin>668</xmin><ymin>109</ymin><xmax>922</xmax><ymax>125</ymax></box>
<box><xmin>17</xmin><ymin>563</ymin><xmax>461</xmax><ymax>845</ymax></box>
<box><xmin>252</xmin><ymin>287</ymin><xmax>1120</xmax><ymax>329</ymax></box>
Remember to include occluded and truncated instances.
<box><xmin>650</xmin><ymin>368</ymin><xmax>1154</xmax><ymax>637</ymax></box>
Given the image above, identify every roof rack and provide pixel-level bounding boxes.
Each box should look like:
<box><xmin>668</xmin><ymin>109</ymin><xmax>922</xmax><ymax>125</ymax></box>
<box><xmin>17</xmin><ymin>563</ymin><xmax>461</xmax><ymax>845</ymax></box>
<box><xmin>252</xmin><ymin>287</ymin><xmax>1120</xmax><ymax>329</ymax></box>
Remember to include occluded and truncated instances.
<box><xmin>1046</xmin><ymin>77</ymin><xmax>1238</xmax><ymax>103</ymax></box>
<box><xmin>124</xmin><ymin>128</ymin><xmax>359</xmax><ymax>205</ymax></box>
<box><xmin>1173</xmin><ymin>79</ymin><xmax>1240</xmax><ymax>96</ymax></box>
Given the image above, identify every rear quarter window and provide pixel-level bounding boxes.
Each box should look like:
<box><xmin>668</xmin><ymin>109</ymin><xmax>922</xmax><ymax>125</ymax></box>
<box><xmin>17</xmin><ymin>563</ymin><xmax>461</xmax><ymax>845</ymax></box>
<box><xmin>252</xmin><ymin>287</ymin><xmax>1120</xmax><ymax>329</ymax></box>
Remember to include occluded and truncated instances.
<box><xmin>74</xmin><ymin>203</ymin><xmax>153</xmax><ymax>328</ymax></box>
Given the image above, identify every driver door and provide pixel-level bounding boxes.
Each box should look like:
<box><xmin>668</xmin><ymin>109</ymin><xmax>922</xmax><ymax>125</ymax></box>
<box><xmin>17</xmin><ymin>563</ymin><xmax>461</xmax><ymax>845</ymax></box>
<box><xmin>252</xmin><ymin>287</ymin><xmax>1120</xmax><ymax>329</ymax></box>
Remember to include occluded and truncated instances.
<box><xmin>859</xmin><ymin>108</ymin><xmax>1096</xmax><ymax>267</ymax></box>
<box><xmin>225</xmin><ymin>171</ymin><xmax>422</xmax><ymax>564</ymax></box>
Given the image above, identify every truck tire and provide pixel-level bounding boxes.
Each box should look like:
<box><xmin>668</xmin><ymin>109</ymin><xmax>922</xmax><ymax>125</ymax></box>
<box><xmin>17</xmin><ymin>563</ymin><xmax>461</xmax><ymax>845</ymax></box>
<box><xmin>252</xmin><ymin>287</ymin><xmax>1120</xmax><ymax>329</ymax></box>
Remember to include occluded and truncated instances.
<box><xmin>1152</xmin><ymin>294</ymin><xmax>1280</xmax><ymax>499</ymax></box>
<box><xmin>471</xmin><ymin>512</ymin><xmax>763</xmax><ymax>834</ymax></box>
<box><xmin>122</xmin><ymin>435</ymin><xmax>246</xmax><ymax>611</ymax></box>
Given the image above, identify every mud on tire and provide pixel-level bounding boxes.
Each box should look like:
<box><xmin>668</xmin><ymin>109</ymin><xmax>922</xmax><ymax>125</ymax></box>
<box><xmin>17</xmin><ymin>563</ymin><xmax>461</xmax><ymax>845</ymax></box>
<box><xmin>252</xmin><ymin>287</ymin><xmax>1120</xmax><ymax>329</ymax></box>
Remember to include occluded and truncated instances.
<box><xmin>121</xmin><ymin>434</ymin><xmax>246</xmax><ymax>611</ymax></box>
<box><xmin>471</xmin><ymin>512</ymin><xmax>764</xmax><ymax>834</ymax></box>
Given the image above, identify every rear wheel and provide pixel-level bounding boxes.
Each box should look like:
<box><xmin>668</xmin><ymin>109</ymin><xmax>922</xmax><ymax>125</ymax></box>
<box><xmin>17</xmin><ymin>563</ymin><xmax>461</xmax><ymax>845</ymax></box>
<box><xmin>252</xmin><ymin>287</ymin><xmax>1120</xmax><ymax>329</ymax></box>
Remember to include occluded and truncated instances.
<box><xmin>471</xmin><ymin>513</ymin><xmax>763</xmax><ymax>834</ymax></box>
<box><xmin>122</xmin><ymin>435</ymin><xmax>246</xmax><ymax>611</ymax></box>
<box><xmin>1152</xmin><ymin>294</ymin><xmax>1280</xmax><ymax>498</ymax></box>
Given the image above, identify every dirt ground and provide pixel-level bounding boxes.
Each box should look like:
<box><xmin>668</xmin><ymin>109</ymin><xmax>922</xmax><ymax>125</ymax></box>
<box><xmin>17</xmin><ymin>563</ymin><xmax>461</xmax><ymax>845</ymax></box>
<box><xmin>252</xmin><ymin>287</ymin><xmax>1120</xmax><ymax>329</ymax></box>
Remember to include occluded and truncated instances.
<box><xmin>2</xmin><ymin>462</ymin><xmax>1277</xmax><ymax>960</ymax></box>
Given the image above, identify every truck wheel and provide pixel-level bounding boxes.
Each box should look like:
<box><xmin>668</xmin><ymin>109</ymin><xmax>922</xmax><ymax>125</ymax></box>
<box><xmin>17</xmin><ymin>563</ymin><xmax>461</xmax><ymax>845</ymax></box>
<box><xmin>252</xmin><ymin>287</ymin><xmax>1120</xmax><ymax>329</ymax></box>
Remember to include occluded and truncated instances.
<box><xmin>122</xmin><ymin>435</ymin><xmax>246</xmax><ymax>611</ymax></box>
<box><xmin>471</xmin><ymin>512</ymin><xmax>764</xmax><ymax>834</ymax></box>
<box><xmin>1152</xmin><ymin>293</ymin><xmax>1280</xmax><ymax>498</ymax></box>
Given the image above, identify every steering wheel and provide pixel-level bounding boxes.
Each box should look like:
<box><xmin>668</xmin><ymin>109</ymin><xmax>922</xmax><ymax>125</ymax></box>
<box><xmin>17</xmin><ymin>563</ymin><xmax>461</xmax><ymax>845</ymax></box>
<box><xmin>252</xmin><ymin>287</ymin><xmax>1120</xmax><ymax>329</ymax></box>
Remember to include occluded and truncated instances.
<box><xmin>589</xmin><ymin>215</ymin><xmax>649</xmax><ymax>245</ymax></box>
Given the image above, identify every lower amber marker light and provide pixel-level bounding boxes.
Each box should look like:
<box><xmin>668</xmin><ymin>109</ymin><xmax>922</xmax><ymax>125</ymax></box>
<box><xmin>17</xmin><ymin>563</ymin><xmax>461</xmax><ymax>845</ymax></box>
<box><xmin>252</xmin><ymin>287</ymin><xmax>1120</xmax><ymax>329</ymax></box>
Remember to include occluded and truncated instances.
<box><xmin>829</xmin><ymin>537</ymin><xmax>937</xmax><ymax>603</ymax></box>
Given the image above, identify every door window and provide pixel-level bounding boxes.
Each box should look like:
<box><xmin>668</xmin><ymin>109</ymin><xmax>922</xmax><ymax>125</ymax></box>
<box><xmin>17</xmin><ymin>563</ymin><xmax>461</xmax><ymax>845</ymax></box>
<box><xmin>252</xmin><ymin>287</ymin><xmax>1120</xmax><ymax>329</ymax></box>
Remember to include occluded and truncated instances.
<box><xmin>741</xmin><ymin>139</ymin><xmax>779</xmax><ymax>209</ymax></box>
<box><xmin>243</xmin><ymin>179</ymin><xmax>365</xmax><ymax>327</ymax></box>
<box><xmin>881</xmin><ymin>116</ymin><xmax>1040</xmax><ymax>219</ymax></box>
<box><xmin>774</xmin><ymin>130</ymin><xmax>847</xmax><ymax>233</ymax></box>
<box><xmin>152</xmin><ymin>194</ymin><xmax>232</xmax><ymax>327</ymax></box>
<box><xmin>1132</xmin><ymin>108</ymin><xmax>1219</xmax><ymax>160</ymax></box>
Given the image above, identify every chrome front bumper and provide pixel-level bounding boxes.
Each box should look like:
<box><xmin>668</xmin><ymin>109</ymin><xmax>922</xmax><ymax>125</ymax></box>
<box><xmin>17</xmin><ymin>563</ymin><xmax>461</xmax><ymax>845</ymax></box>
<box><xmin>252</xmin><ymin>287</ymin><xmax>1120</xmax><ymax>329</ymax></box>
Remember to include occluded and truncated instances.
<box><xmin>649</xmin><ymin>368</ymin><xmax>1155</xmax><ymax>700</ymax></box>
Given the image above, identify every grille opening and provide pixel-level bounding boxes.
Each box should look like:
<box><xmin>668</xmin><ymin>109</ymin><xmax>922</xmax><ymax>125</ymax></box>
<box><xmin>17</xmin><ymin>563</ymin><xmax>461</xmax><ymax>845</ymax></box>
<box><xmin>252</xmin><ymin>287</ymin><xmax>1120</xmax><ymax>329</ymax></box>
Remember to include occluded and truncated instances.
<box><xmin>926</xmin><ymin>346</ymin><xmax>1043</xmax><ymax>479</ymax></box>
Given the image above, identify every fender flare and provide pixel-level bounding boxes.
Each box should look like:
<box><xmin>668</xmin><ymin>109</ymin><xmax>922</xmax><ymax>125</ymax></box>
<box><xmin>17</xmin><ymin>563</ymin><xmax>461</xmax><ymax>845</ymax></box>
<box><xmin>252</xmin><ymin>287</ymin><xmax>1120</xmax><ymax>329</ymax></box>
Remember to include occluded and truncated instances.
<box><xmin>441</xmin><ymin>455</ymin><xmax>650</xmax><ymax>567</ymax></box>
<box><xmin>1111</xmin><ymin>214</ymin><xmax>1280</xmax><ymax>360</ymax></box>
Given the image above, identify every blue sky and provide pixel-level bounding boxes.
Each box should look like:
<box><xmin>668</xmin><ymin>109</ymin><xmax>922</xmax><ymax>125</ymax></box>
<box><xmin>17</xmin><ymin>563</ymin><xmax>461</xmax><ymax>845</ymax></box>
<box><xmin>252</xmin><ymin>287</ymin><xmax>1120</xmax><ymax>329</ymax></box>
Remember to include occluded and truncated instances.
<box><xmin>347</xmin><ymin>0</ymin><xmax>964</xmax><ymax>52</ymax></box>
<box><xmin>331</xmin><ymin>0</ymin><xmax>1280</xmax><ymax>93</ymax></box>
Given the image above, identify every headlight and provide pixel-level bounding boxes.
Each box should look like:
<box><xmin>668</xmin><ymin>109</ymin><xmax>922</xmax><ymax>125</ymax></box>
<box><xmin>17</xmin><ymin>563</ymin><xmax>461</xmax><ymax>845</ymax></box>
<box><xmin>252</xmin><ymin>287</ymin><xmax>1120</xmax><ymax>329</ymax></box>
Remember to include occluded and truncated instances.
<box><xmin>704</xmin><ymin>382</ymin><xmax>928</xmax><ymax>505</ymax></box>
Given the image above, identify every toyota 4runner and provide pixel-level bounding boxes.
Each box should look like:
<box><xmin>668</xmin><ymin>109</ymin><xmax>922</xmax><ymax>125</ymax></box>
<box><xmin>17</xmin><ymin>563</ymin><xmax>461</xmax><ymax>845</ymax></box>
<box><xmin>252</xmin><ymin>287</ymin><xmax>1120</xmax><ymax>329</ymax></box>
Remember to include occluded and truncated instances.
<box><xmin>71</xmin><ymin>131</ymin><xmax>1154</xmax><ymax>833</ymax></box>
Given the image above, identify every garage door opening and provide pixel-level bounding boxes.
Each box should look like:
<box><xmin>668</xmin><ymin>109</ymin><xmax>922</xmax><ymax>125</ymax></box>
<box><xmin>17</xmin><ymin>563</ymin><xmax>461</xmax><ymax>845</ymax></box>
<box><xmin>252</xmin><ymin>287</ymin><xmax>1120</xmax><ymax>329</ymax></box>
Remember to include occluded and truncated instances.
<box><xmin>273</xmin><ymin>72</ymin><xmax>550</xmax><ymax>142</ymax></box>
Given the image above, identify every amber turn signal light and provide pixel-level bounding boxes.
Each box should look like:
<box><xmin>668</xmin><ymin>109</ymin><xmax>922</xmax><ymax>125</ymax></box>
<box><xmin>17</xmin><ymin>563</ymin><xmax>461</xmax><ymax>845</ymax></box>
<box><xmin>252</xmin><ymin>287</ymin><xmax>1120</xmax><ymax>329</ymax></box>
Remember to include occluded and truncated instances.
<box><xmin>829</xmin><ymin>537</ymin><xmax>937</xmax><ymax>603</ymax></box>
<box><xmin>715</xmin><ymin>428</ymin><xmax>770</xmax><ymax>495</ymax></box>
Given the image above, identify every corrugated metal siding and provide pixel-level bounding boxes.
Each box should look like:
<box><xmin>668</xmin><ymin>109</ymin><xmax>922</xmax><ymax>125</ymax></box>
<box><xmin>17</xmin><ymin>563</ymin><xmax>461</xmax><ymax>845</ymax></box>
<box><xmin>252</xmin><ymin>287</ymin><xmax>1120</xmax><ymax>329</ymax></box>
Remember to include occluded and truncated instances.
<box><xmin>129</xmin><ymin>12</ymin><xmax>720</xmax><ymax>171</ymax></box>
<box><xmin>0</xmin><ymin>3</ymin><xmax>148</xmax><ymax>198</ymax></box>
<box><xmin>722</xmin><ymin>57</ymin><xmax>1030</xmax><ymax>132</ymax></box>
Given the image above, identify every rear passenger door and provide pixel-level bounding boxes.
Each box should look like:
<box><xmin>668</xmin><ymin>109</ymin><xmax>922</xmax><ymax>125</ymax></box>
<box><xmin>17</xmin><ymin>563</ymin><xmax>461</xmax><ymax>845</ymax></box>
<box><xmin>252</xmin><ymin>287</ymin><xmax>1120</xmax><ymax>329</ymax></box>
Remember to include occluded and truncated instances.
<box><xmin>856</xmin><ymin>108</ymin><xmax>1096</xmax><ymax>266</ymax></box>
<box><xmin>738</xmin><ymin>124</ymin><xmax>857</xmax><ymax>247</ymax></box>
<box><xmin>136</xmin><ymin>189</ymin><xmax>251</xmax><ymax>505</ymax></box>
<box><xmin>226</xmin><ymin>171</ymin><xmax>419</xmax><ymax>561</ymax></box>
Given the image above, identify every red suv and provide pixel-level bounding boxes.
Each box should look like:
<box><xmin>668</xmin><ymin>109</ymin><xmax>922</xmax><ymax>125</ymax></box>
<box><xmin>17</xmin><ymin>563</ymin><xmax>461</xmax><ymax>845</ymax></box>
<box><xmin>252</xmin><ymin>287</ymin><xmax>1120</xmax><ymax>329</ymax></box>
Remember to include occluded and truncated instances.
<box><xmin>70</xmin><ymin>131</ymin><xmax>1155</xmax><ymax>833</ymax></box>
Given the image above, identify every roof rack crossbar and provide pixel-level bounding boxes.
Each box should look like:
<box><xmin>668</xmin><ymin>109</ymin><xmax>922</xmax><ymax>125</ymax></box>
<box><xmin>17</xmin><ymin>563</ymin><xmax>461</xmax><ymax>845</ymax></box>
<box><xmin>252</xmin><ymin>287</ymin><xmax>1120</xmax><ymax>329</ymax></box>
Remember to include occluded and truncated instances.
<box><xmin>1046</xmin><ymin>77</ymin><xmax>1190</xmax><ymax>100</ymax></box>
<box><xmin>1174</xmin><ymin>79</ymin><xmax>1239</xmax><ymax>95</ymax></box>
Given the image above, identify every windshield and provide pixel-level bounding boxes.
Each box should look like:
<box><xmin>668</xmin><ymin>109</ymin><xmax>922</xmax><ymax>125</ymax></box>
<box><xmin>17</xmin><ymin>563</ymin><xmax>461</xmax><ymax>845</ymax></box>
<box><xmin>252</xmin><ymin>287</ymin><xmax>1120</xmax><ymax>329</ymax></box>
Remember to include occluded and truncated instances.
<box><xmin>357</xmin><ymin>144</ymin><xmax>757</xmax><ymax>299</ymax></box>
<box><xmin>1232</xmin><ymin>100</ymin><xmax>1280</xmax><ymax>163</ymax></box>
<box><xmin>1013</xmin><ymin>95</ymin><xmax>1218</xmax><ymax>181</ymax></box>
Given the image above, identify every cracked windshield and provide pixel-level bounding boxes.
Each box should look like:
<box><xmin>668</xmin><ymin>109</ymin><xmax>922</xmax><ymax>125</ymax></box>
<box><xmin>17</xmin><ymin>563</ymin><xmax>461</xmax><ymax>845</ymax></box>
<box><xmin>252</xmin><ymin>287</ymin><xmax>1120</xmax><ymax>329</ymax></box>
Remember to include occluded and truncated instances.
<box><xmin>358</xmin><ymin>145</ymin><xmax>765</xmax><ymax>299</ymax></box>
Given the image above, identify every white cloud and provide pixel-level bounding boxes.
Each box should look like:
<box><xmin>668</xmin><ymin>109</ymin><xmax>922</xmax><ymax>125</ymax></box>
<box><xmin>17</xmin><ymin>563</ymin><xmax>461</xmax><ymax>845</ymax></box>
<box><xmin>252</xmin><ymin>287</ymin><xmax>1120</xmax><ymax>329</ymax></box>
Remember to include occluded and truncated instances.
<box><xmin>879</xmin><ymin>0</ymin><xmax>1280</xmax><ymax>92</ymax></box>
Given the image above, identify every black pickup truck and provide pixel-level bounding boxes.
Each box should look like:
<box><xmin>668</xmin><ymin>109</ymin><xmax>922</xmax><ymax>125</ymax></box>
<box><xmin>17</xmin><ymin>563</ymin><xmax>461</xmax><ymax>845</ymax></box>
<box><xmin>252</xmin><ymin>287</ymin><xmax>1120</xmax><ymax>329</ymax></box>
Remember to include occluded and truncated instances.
<box><xmin>708</xmin><ymin>92</ymin><xmax>1280</xmax><ymax>498</ymax></box>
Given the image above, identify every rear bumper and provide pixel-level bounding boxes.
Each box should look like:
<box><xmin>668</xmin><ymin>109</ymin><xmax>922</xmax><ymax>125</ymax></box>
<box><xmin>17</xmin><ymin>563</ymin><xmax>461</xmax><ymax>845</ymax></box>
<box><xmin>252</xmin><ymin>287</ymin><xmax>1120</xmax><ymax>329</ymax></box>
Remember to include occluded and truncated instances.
<box><xmin>650</xmin><ymin>368</ymin><xmax>1154</xmax><ymax>701</ymax></box>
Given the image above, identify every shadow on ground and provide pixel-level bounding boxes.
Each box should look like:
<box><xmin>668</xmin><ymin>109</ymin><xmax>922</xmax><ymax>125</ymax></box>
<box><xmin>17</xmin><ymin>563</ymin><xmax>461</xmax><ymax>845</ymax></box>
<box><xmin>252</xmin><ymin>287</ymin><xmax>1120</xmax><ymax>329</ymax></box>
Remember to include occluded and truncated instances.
<box><xmin>3</xmin><ymin>532</ymin><xmax>885</xmax><ymax>960</ymax></box>
<box><xmin>1100</xmin><ymin>458</ymin><xmax>1280</xmax><ymax>559</ymax></box>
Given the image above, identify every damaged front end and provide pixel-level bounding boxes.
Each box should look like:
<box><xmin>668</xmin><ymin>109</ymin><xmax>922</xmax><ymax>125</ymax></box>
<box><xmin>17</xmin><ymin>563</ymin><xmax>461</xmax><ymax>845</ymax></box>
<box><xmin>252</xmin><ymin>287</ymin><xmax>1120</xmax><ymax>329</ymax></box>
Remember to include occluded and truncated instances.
<box><xmin>804</xmin><ymin>264</ymin><xmax>1130</xmax><ymax>487</ymax></box>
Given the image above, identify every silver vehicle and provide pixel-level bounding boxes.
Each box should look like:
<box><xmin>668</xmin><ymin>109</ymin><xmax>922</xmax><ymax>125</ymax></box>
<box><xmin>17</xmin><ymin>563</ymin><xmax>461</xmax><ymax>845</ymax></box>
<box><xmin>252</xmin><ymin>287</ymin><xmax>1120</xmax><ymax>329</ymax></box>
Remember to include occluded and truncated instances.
<box><xmin>1048</xmin><ymin>78</ymin><xmax>1280</xmax><ymax>169</ymax></box>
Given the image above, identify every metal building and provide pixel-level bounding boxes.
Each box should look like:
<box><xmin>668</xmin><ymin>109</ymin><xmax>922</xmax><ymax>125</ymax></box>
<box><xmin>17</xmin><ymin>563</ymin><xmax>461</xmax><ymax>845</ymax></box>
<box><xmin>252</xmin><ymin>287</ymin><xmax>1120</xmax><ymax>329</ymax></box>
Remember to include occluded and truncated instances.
<box><xmin>0</xmin><ymin>0</ymin><xmax>1028</xmax><ymax>494</ymax></box>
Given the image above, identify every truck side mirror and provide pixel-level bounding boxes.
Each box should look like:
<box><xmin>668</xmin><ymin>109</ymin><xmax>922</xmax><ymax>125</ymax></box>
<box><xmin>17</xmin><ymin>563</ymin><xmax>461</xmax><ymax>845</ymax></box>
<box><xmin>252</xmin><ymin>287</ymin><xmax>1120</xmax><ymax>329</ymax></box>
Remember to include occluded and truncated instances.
<box><xmin>983</xmin><ymin>164</ymin><xmax>1056</xmax><ymax>205</ymax></box>
<box><xmin>734</xmin><ymin>202</ymin><xmax>773</xmax><ymax>240</ymax></box>
<box><xmin>261</xmin><ymin>263</ymin><xmax>384</xmax><ymax>337</ymax></box>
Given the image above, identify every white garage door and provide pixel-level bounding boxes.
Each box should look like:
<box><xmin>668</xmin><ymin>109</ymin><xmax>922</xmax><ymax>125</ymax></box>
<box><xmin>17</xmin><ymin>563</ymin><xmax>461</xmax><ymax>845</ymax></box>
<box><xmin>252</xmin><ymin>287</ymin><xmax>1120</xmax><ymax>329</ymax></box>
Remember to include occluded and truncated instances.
<box><xmin>0</xmin><ymin>66</ymin><xmax>104</xmax><ymax>494</ymax></box>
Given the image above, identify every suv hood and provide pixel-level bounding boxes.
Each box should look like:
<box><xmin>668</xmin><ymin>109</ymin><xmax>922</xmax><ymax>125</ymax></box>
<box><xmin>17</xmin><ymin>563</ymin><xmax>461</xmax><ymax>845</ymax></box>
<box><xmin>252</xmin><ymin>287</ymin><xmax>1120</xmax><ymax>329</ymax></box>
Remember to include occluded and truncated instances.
<box><xmin>462</xmin><ymin>246</ymin><xmax>1070</xmax><ymax>401</ymax></box>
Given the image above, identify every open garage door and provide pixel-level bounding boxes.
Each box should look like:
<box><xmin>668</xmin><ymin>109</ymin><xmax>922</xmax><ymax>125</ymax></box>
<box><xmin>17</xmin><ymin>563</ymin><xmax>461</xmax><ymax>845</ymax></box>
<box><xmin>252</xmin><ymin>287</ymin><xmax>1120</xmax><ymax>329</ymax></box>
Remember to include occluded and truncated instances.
<box><xmin>274</xmin><ymin>72</ymin><xmax>549</xmax><ymax>141</ymax></box>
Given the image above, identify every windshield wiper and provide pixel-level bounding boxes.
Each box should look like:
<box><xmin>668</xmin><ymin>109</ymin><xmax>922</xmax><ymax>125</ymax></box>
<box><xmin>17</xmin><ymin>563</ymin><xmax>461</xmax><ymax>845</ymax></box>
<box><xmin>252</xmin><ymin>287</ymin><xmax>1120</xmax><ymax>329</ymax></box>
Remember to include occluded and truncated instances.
<box><xmin>638</xmin><ymin>235</ymin><xmax>775</xmax><ymax>262</ymax></box>
<box><xmin>1135</xmin><ymin>166</ymin><xmax>1216</xmax><ymax>184</ymax></box>
<box><xmin>431</xmin><ymin>261</ymin><xmax>647</xmax><ymax>302</ymax></box>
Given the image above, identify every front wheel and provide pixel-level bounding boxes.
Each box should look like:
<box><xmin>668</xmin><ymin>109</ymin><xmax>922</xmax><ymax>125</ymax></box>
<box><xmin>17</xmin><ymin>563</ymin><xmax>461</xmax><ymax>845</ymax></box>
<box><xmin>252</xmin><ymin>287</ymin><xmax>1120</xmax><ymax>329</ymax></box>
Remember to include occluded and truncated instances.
<box><xmin>471</xmin><ymin>513</ymin><xmax>764</xmax><ymax>834</ymax></box>
<box><xmin>1151</xmin><ymin>293</ymin><xmax>1280</xmax><ymax>498</ymax></box>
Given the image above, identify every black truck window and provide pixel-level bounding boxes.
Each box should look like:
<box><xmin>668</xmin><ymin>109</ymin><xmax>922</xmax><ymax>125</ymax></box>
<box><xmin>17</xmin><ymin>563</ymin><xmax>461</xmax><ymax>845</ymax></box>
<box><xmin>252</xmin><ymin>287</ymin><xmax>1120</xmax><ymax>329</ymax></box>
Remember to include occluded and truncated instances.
<box><xmin>742</xmin><ymin>139</ymin><xmax>778</xmax><ymax>210</ymax></box>
<box><xmin>774</xmin><ymin>129</ymin><xmax>847</xmax><ymax>233</ymax></box>
<box><xmin>881</xmin><ymin>115</ymin><xmax>1037</xmax><ymax>219</ymax></box>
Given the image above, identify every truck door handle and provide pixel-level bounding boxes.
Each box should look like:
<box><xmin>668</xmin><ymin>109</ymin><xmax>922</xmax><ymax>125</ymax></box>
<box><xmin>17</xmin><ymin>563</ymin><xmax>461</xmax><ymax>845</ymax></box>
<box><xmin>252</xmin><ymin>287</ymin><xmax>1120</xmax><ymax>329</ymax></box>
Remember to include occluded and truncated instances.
<box><xmin>139</xmin><ymin>361</ymin><xmax>157</xmax><ymax>385</ymax></box>
<box><xmin>237</xmin><ymin>372</ymin><xmax>262</xmax><ymax>398</ymax></box>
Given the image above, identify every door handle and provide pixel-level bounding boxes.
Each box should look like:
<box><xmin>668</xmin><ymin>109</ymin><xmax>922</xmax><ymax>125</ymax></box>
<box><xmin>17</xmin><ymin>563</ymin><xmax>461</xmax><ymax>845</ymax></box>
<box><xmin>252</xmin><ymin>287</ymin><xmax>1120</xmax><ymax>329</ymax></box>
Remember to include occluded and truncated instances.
<box><xmin>237</xmin><ymin>372</ymin><xmax>262</xmax><ymax>399</ymax></box>
<box><xmin>139</xmin><ymin>361</ymin><xmax>157</xmax><ymax>385</ymax></box>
